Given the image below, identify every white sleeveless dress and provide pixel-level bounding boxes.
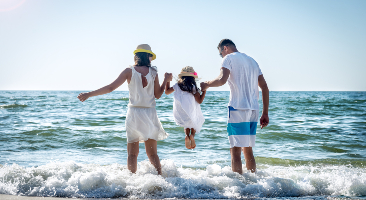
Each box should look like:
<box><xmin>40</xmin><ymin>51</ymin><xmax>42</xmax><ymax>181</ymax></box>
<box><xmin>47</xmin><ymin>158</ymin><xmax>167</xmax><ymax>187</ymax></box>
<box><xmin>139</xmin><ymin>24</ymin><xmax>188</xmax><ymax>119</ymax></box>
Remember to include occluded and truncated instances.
<box><xmin>125</xmin><ymin>66</ymin><xmax>168</xmax><ymax>143</ymax></box>
<box><xmin>173</xmin><ymin>83</ymin><xmax>205</xmax><ymax>133</ymax></box>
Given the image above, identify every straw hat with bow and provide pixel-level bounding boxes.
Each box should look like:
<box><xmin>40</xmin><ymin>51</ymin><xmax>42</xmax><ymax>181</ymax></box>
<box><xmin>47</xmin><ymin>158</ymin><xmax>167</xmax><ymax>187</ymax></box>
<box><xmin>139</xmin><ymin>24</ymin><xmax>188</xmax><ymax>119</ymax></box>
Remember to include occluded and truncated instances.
<box><xmin>178</xmin><ymin>66</ymin><xmax>198</xmax><ymax>79</ymax></box>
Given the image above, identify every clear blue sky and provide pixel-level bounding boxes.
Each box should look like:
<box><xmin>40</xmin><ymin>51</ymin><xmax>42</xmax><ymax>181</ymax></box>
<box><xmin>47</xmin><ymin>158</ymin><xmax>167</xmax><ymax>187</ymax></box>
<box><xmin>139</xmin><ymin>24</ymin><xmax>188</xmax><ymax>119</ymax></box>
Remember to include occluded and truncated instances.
<box><xmin>1</xmin><ymin>0</ymin><xmax>365</xmax><ymax>91</ymax></box>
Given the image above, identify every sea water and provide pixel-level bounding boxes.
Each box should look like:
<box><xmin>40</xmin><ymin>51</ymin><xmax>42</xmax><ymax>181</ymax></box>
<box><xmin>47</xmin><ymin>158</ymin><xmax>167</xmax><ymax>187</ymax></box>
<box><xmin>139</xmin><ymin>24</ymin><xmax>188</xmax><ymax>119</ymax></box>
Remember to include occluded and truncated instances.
<box><xmin>0</xmin><ymin>91</ymin><xmax>365</xmax><ymax>199</ymax></box>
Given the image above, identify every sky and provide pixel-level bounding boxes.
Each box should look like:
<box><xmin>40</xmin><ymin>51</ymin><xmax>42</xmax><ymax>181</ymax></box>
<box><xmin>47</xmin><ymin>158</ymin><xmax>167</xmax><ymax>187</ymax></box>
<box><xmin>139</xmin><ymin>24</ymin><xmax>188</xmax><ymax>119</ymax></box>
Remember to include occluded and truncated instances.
<box><xmin>1</xmin><ymin>0</ymin><xmax>365</xmax><ymax>91</ymax></box>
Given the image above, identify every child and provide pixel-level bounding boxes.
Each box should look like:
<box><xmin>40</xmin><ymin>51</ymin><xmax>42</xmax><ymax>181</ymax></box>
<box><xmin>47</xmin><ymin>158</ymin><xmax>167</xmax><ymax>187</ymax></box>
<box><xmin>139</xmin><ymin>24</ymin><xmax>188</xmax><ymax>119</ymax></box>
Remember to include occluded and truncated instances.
<box><xmin>77</xmin><ymin>44</ymin><xmax>171</xmax><ymax>175</ymax></box>
<box><xmin>165</xmin><ymin>66</ymin><xmax>206</xmax><ymax>149</ymax></box>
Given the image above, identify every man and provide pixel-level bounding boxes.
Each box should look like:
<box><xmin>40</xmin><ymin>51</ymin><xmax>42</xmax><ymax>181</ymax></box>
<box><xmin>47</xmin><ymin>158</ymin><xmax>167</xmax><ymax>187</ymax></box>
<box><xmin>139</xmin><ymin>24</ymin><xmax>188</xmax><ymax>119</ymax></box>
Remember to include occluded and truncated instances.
<box><xmin>200</xmin><ymin>39</ymin><xmax>269</xmax><ymax>174</ymax></box>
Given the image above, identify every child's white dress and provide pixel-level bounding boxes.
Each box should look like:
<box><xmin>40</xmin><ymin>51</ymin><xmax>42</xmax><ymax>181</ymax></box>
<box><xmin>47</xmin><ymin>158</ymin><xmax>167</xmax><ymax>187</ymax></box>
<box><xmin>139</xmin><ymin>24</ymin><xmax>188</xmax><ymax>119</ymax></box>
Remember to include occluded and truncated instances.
<box><xmin>172</xmin><ymin>83</ymin><xmax>205</xmax><ymax>133</ymax></box>
<box><xmin>125</xmin><ymin>66</ymin><xmax>168</xmax><ymax>143</ymax></box>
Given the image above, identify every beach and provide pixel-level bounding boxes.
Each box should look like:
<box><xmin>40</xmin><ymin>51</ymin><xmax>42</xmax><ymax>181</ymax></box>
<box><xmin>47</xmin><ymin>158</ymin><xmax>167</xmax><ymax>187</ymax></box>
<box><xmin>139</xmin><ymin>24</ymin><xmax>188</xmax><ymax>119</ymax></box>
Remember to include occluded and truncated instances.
<box><xmin>1</xmin><ymin>91</ymin><xmax>365</xmax><ymax>199</ymax></box>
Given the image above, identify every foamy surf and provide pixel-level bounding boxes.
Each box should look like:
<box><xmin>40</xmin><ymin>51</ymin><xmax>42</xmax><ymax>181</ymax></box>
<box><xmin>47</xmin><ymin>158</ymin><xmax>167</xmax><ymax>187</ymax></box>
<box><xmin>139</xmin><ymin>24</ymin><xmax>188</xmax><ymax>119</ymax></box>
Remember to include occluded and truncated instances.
<box><xmin>0</xmin><ymin>160</ymin><xmax>365</xmax><ymax>199</ymax></box>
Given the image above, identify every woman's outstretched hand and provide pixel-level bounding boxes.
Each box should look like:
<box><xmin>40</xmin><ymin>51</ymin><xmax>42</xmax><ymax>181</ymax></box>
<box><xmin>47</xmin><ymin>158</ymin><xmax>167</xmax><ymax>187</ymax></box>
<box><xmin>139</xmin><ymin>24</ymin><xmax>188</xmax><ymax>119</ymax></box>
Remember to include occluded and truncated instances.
<box><xmin>77</xmin><ymin>93</ymin><xmax>90</xmax><ymax>102</ymax></box>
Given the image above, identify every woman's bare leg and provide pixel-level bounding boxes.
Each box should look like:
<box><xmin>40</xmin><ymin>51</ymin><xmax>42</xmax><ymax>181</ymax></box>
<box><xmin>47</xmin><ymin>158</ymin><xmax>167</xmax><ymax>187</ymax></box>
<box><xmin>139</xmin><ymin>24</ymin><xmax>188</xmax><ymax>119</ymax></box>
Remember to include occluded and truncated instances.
<box><xmin>243</xmin><ymin>147</ymin><xmax>256</xmax><ymax>173</ymax></box>
<box><xmin>185</xmin><ymin>128</ymin><xmax>191</xmax><ymax>149</ymax></box>
<box><xmin>189</xmin><ymin>128</ymin><xmax>196</xmax><ymax>149</ymax></box>
<box><xmin>145</xmin><ymin>139</ymin><xmax>162</xmax><ymax>175</ymax></box>
<box><xmin>230</xmin><ymin>147</ymin><xmax>243</xmax><ymax>174</ymax></box>
<box><xmin>127</xmin><ymin>142</ymin><xmax>139</xmax><ymax>173</ymax></box>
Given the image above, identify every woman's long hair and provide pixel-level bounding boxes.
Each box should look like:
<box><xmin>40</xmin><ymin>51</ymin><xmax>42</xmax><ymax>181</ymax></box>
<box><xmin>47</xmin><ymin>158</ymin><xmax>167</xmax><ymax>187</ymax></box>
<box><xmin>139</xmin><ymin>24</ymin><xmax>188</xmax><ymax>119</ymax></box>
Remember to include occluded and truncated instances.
<box><xmin>134</xmin><ymin>52</ymin><xmax>152</xmax><ymax>67</ymax></box>
<box><xmin>178</xmin><ymin>76</ymin><xmax>198</xmax><ymax>94</ymax></box>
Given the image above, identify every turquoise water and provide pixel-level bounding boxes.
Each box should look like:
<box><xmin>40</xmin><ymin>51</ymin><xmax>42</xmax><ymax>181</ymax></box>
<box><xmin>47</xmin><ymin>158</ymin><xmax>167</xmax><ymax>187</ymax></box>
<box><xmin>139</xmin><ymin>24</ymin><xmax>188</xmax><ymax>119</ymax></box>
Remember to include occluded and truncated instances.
<box><xmin>0</xmin><ymin>91</ymin><xmax>365</xmax><ymax>199</ymax></box>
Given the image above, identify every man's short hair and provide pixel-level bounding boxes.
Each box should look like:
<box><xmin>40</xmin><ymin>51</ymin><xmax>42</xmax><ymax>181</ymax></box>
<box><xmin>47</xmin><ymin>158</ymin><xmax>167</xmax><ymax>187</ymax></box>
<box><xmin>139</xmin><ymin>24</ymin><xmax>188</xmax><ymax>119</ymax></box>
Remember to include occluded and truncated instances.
<box><xmin>218</xmin><ymin>39</ymin><xmax>236</xmax><ymax>49</ymax></box>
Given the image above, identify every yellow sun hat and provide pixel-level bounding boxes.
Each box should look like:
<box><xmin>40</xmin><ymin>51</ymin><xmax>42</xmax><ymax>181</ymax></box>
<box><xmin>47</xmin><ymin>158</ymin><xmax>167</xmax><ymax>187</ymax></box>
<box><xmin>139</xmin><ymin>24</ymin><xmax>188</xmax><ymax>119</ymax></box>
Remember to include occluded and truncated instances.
<box><xmin>133</xmin><ymin>44</ymin><xmax>156</xmax><ymax>60</ymax></box>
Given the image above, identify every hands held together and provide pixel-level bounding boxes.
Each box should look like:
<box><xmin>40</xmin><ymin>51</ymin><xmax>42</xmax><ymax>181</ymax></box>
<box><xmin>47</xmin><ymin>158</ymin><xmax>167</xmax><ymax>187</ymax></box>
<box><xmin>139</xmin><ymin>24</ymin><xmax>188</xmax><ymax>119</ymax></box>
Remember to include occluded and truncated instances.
<box><xmin>164</xmin><ymin>72</ymin><xmax>173</xmax><ymax>82</ymax></box>
<box><xmin>200</xmin><ymin>82</ymin><xmax>209</xmax><ymax>91</ymax></box>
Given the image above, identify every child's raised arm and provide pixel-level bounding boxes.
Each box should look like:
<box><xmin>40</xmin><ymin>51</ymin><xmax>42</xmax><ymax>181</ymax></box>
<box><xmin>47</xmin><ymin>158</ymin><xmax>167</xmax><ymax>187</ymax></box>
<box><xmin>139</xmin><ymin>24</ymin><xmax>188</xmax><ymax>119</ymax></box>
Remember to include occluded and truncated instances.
<box><xmin>194</xmin><ymin>89</ymin><xmax>206</xmax><ymax>104</ymax></box>
<box><xmin>77</xmin><ymin>68</ymin><xmax>131</xmax><ymax>102</ymax></box>
<box><xmin>165</xmin><ymin>81</ymin><xmax>175</xmax><ymax>95</ymax></box>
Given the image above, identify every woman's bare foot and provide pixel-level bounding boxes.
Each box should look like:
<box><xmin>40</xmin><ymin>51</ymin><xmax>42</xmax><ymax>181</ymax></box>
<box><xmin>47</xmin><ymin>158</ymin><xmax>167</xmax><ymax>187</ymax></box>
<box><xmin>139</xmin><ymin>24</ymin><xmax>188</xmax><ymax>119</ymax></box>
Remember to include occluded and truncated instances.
<box><xmin>185</xmin><ymin>136</ymin><xmax>192</xmax><ymax>149</ymax></box>
<box><xmin>189</xmin><ymin>128</ymin><xmax>196</xmax><ymax>149</ymax></box>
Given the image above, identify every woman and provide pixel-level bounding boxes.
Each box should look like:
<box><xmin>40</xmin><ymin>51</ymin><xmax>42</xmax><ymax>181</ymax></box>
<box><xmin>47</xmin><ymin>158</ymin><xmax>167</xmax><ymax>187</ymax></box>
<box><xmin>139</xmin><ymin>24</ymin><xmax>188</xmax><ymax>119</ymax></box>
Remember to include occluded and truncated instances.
<box><xmin>77</xmin><ymin>44</ymin><xmax>171</xmax><ymax>175</ymax></box>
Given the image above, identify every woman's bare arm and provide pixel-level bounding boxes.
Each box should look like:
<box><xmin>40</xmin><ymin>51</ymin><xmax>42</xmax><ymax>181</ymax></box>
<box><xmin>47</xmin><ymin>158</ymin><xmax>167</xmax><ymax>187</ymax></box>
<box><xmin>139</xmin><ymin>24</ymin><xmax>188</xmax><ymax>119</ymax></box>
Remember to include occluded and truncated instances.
<box><xmin>154</xmin><ymin>72</ymin><xmax>173</xmax><ymax>99</ymax></box>
<box><xmin>77</xmin><ymin>68</ymin><xmax>131</xmax><ymax>102</ymax></box>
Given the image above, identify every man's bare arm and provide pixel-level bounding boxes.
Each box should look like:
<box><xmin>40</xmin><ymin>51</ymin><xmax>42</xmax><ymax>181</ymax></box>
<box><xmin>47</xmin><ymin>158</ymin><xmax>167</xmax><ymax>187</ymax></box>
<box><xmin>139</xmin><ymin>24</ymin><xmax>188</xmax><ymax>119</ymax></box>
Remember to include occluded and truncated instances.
<box><xmin>200</xmin><ymin>67</ymin><xmax>230</xmax><ymax>91</ymax></box>
<box><xmin>258</xmin><ymin>74</ymin><xmax>269</xmax><ymax>128</ymax></box>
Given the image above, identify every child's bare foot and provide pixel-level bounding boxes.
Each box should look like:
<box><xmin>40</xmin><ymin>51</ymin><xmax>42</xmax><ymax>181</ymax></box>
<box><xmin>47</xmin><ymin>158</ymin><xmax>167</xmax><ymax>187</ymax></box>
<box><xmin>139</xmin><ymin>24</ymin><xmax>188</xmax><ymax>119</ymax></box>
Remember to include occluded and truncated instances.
<box><xmin>185</xmin><ymin>136</ymin><xmax>192</xmax><ymax>149</ymax></box>
<box><xmin>189</xmin><ymin>135</ymin><xmax>196</xmax><ymax>149</ymax></box>
<box><xmin>189</xmin><ymin>128</ymin><xmax>196</xmax><ymax>149</ymax></box>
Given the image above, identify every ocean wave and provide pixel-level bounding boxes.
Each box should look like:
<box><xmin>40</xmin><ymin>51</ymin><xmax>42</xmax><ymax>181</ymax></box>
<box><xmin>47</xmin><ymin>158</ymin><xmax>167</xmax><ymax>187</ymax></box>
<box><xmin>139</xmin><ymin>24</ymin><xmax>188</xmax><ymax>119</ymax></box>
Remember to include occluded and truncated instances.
<box><xmin>0</xmin><ymin>104</ymin><xmax>27</xmax><ymax>109</ymax></box>
<box><xmin>0</xmin><ymin>160</ymin><xmax>365</xmax><ymax>198</ymax></box>
<box><xmin>255</xmin><ymin>157</ymin><xmax>366</xmax><ymax>168</ymax></box>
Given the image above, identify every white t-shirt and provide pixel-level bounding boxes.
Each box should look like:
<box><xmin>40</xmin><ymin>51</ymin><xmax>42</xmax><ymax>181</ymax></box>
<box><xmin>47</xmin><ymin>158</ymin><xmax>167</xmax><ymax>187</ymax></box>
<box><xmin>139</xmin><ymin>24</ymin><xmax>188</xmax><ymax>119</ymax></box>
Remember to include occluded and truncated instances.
<box><xmin>221</xmin><ymin>52</ymin><xmax>262</xmax><ymax>110</ymax></box>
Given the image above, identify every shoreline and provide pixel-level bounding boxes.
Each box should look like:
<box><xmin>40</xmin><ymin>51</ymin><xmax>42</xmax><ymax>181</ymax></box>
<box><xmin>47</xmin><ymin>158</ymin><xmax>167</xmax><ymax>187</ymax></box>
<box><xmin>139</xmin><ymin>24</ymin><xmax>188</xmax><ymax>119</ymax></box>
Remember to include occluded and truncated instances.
<box><xmin>0</xmin><ymin>194</ymin><xmax>130</xmax><ymax>200</ymax></box>
<box><xmin>0</xmin><ymin>194</ymin><xmax>66</xmax><ymax>200</ymax></box>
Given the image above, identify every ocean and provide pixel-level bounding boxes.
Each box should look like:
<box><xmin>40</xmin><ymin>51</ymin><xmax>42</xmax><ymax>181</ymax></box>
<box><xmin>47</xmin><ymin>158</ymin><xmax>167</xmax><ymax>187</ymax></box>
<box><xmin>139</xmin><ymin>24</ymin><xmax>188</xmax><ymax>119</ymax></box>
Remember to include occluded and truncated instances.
<box><xmin>0</xmin><ymin>91</ymin><xmax>365</xmax><ymax>199</ymax></box>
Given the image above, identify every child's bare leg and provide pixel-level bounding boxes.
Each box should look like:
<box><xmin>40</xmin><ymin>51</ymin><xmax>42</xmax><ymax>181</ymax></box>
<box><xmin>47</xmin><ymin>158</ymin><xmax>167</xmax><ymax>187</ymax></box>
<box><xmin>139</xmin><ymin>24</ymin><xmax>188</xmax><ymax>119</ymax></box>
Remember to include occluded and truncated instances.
<box><xmin>185</xmin><ymin>128</ymin><xmax>191</xmax><ymax>149</ymax></box>
<box><xmin>144</xmin><ymin>139</ymin><xmax>162</xmax><ymax>175</ymax></box>
<box><xmin>189</xmin><ymin>128</ymin><xmax>196</xmax><ymax>149</ymax></box>
<box><xmin>127</xmin><ymin>142</ymin><xmax>139</xmax><ymax>173</ymax></box>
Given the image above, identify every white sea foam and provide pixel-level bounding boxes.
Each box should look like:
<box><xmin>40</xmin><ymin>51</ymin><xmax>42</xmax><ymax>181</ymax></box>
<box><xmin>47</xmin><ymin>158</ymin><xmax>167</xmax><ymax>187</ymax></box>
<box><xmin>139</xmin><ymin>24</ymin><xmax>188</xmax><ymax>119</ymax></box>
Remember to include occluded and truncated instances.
<box><xmin>0</xmin><ymin>160</ymin><xmax>365</xmax><ymax>198</ymax></box>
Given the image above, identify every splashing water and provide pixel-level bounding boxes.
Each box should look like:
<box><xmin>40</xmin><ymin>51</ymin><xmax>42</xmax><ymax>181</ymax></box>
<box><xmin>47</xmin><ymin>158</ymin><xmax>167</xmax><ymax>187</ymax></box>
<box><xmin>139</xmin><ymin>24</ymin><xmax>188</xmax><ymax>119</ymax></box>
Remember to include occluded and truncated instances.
<box><xmin>1</xmin><ymin>160</ymin><xmax>365</xmax><ymax>199</ymax></box>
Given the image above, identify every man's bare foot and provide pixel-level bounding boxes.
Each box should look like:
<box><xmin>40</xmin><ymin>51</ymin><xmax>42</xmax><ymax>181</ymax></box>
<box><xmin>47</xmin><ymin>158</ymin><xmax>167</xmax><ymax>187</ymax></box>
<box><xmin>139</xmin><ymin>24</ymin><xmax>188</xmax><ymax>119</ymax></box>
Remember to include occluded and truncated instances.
<box><xmin>185</xmin><ymin>136</ymin><xmax>192</xmax><ymax>149</ymax></box>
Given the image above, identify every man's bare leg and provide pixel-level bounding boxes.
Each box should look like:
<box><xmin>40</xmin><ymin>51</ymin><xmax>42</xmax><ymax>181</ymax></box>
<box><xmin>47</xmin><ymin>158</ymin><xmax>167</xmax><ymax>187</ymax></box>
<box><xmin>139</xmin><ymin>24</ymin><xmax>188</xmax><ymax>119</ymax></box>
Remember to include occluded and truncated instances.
<box><xmin>184</xmin><ymin>128</ymin><xmax>191</xmax><ymax>149</ymax></box>
<box><xmin>243</xmin><ymin>147</ymin><xmax>256</xmax><ymax>173</ymax></box>
<box><xmin>127</xmin><ymin>142</ymin><xmax>139</xmax><ymax>173</ymax></box>
<box><xmin>189</xmin><ymin>128</ymin><xmax>196</xmax><ymax>149</ymax></box>
<box><xmin>145</xmin><ymin>139</ymin><xmax>162</xmax><ymax>175</ymax></box>
<box><xmin>230</xmin><ymin>147</ymin><xmax>243</xmax><ymax>174</ymax></box>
